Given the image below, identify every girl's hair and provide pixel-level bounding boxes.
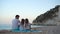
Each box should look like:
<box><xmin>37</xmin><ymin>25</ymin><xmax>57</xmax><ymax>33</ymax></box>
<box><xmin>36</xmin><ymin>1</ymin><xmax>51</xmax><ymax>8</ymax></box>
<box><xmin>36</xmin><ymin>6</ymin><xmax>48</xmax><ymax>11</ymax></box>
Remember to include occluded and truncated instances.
<box><xmin>21</xmin><ymin>19</ymin><xmax>25</xmax><ymax>25</ymax></box>
<box><xmin>25</xmin><ymin>18</ymin><xmax>29</xmax><ymax>24</ymax></box>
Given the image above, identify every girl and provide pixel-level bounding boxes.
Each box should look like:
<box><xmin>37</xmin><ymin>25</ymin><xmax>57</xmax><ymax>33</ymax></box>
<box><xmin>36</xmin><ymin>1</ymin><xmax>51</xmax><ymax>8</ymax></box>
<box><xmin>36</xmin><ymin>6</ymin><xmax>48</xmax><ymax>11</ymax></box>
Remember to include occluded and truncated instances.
<box><xmin>24</xmin><ymin>18</ymin><xmax>31</xmax><ymax>31</ymax></box>
<box><xmin>19</xmin><ymin>19</ymin><xmax>25</xmax><ymax>31</ymax></box>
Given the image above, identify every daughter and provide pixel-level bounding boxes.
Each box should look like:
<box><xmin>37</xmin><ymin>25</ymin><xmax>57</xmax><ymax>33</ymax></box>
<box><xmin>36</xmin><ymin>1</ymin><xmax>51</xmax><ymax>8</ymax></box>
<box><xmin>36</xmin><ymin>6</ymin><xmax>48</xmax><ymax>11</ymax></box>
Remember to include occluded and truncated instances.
<box><xmin>19</xmin><ymin>19</ymin><xmax>25</xmax><ymax>31</ymax></box>
<box><xmin>24</xmin><ymin>18</ymin><xmax>31</xmax><ymax>31</ymax></box>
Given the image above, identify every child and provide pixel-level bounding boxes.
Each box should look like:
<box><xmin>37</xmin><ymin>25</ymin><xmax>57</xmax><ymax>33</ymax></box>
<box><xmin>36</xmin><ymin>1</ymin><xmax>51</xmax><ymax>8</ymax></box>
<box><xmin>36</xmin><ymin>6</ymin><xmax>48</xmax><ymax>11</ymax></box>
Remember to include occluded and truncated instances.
<box><xmin>24</xmin><ymin>18</ymin><xmax>31</xmax><ymax>31</ymax></box>
<box><xmin>19</xmin><ymin>19</ymin><xmax>25</xmax><ymax>31</ymax></box>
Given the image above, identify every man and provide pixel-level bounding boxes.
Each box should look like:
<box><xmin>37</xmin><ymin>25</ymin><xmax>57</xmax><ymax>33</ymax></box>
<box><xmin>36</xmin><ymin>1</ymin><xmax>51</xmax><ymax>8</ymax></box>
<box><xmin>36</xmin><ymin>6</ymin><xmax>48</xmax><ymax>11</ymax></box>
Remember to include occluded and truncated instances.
<box><xmin>12</xmin><ymin>15</ymin><xmax>20</xmax><ymax>30</ymax></box>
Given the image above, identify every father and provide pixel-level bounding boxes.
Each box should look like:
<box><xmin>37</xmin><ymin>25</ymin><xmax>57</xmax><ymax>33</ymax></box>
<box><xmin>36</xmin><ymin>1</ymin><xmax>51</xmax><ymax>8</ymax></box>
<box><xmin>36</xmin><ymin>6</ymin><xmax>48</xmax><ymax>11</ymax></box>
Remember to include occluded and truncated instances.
<box><xmin>12</xmin><ymin>15</ymin><xmax>20</xmax><ymax>30</ymax></box>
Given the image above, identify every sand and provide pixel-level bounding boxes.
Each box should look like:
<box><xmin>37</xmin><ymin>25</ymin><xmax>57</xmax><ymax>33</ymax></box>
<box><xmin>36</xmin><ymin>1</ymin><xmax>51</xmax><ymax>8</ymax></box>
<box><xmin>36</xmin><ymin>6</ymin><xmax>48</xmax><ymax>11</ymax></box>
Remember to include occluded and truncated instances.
<box><xmin>0</xmin><ymin>31</ymin><xmax>47</xmax><ymax>34</ymax></box>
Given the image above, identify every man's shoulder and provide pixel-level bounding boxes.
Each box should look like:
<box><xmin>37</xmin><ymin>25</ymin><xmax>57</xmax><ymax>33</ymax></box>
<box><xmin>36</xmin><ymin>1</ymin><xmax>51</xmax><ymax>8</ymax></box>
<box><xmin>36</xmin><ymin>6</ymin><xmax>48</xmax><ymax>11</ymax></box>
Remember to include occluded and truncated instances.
<box><xmin>12</xmin><ymin>19</ymin><xmax>18</xmax><ymax>20</ymax></box>
<box><xmin>12</xmin><ymin>19</ymin><xmax>15</xmax><ymax>20</ymax></box>
<box><xmin>12</xmin><ymin>19</ymin><xmax>18</xmax><ymax>22</ymax></box>
<box><xmin>12</xmin><ymin>19</ymin><xmax>20</xmax><ymax>22</ymax></box>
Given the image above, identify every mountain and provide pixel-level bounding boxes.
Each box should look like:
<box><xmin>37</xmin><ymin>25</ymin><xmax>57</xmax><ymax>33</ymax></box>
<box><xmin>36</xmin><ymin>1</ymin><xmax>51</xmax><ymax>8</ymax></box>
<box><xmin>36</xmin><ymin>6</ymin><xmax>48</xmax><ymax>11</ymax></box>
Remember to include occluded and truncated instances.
<box><xmin>33</xmin><ymin>5</ymin><xmax>60</xmax><ymax>24</ymax></box>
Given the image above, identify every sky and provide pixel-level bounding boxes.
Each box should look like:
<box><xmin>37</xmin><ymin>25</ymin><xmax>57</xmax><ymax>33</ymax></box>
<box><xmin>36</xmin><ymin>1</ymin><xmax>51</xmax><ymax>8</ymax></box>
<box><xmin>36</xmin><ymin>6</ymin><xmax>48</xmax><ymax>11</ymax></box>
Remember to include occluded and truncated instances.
<box><xmin>0</xmin><ymin>0</ymin><xmax>60</xmax><ymax>24</ymax></box>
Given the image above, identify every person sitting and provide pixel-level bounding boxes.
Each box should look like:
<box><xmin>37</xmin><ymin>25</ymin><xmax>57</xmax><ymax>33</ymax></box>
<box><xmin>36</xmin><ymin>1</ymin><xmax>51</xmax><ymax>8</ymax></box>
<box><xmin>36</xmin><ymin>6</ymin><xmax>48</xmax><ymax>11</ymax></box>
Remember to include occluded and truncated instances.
<box><xmin>24</xmin><ymin>18</ymin><xmax>31</xmax><ymax>31</ymax></box>
<box><xmin>19</xmin><ymin>19</ymin><xmax>25</xmax><ymax>31</ymax></box>
<box><xmin>12</xmin><ymin>15</ymin><xmax>20</xmax><ymax>30</ymax></box>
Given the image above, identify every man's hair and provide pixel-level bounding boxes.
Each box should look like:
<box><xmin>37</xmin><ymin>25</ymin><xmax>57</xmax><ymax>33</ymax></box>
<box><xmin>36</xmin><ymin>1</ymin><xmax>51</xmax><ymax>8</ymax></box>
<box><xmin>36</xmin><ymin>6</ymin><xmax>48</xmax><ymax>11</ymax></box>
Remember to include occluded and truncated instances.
<box><xmin>15</xmin><ymin>15</ymin><xmax>20</xmax><ymax>17</ymax></box>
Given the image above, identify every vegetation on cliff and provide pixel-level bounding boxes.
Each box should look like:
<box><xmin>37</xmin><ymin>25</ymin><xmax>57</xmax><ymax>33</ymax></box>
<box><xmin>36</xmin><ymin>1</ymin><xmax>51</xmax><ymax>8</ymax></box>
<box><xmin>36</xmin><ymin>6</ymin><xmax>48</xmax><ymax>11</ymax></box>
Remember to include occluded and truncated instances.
<box><xmin>33</xmin><ymin>5</ymin><xmax>60</xmax><ymax>24</ymax></box>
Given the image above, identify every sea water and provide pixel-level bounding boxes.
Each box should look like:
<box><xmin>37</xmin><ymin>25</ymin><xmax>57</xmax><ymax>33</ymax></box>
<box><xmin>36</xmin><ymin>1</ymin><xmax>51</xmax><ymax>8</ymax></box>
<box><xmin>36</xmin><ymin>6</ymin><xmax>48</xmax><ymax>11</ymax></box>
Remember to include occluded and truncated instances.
<box><xmin>0</xmin><ymin>24</ymin><xmax>44</xmax><ymax>30</ymax></box>
<box><xmin>0</xmin><ymin>24</ymin><xmax>43</xmax><ymax>32</ymax></box>
<box><xmin>0</xmin><ymin>24</ymin><xmax>12</xmax><ymax>30</ymax></box>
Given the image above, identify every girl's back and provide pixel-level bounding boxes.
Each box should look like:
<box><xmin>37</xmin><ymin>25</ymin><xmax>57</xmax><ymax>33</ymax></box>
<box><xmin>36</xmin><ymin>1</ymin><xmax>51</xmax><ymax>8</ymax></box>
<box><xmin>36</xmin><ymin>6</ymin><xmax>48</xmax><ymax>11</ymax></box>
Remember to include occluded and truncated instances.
<box><xmin>24</xmin><ymin>18</ymin><xmax>31</xmax><ymax>30</ymax></box>
<box><xmin>25</xmin><ymin>23</ymin><xmax>31</xmax><ymax>29</ymax></box>
<box><xmin>19</xmin><ymin>19</ymin><xmax>25</xmax><ymax>31</ymax></box>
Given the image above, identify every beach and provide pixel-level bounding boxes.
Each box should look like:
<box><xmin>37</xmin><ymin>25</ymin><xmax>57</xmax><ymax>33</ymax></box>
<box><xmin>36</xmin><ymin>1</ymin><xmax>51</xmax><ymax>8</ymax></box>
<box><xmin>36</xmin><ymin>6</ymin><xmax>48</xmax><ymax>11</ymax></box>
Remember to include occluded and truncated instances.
<box><xmin>0</xmin><ymin>32</ymin><xmax>47</xmax><ymax>34</ymax></box>
<box><xmin>0</xmin><ymin>26</ymin><xmax>60</xmax><ymax>34</ymax></box>
<box><xmin>0</xmin><ymin>30</ymin><xmax>46</xmax><ymax>34</ymax></box>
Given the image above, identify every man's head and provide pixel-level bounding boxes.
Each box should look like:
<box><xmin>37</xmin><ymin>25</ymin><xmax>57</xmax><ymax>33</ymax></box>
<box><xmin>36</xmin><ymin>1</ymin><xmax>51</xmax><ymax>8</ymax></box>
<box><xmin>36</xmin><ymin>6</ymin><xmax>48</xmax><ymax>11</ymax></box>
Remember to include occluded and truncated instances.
<box><xmin>15</xmin><ymin>15</ymin><xmax>20</xmax><ymax>19</ymax></box>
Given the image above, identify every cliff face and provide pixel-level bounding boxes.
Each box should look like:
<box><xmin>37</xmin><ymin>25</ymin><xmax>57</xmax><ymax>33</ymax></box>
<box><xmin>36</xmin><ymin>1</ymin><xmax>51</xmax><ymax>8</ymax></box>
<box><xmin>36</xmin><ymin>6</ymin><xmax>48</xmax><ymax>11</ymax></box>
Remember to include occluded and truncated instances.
<box><xmin>33</xmin><ymin>5</ymin><xmax>60</xmax><ymax>24</ymax></box>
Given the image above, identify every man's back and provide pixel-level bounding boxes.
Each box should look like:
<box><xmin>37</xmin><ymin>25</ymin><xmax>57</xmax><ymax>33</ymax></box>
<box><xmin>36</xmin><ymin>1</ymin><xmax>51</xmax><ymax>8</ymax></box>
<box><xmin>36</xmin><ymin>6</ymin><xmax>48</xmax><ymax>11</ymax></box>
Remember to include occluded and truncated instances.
<box><xmin>12</xmin><ymin>19</ymin><xmax>20</xmax><ymax>30</ymax></box>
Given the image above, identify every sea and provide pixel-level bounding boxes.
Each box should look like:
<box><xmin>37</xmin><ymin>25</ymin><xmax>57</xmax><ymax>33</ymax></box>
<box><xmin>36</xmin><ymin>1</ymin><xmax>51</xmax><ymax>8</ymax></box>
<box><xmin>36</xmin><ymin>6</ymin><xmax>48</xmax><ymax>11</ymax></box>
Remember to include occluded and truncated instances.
<box><xmin>0</xmin><ymin>24</ymin><xmax>12</xmax><ymax>30</ymax></box>
<box><xmin>0</xmin><ymin>24</ymin><xmax>44</xmax><ymax>30</ymax></box>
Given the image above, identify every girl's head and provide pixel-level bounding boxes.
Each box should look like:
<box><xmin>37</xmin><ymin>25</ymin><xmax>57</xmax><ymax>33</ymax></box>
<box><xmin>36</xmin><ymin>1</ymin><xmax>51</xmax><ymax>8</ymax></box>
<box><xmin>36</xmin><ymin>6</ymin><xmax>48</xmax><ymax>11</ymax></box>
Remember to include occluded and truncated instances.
<box><xmin>25</xmin><ymin>18</ymin><xmax>29</xmax><ymax>24</ymax></box>
<box><xmin>21</xmin><ymin>19</ymin><xmax>25</xmax><ymax>25</ymax></box>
